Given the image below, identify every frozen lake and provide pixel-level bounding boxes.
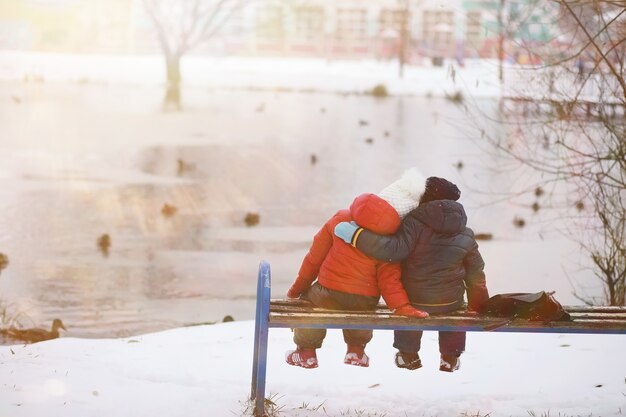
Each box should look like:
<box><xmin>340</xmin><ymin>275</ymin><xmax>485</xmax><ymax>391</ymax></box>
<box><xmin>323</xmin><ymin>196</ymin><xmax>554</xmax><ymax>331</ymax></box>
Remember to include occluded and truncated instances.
<box><xmin>0</xmin><ymin>80</ymin><xmax>597</xmax><ymax>339</ymax></box>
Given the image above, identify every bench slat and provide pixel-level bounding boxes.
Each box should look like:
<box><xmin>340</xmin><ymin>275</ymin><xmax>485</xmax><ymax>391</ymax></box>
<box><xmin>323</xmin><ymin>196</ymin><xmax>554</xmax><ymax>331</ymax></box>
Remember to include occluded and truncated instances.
<box><xmin>568</xmin><ymin>313</ymin><xmax>626</xmax><ymax>320</ymax></box>
<box><xmin>269</xmin><ymin>312</ymin><xmax>626</xmax><ymax>334</ymax></box>
<box><xmin>268</xmin><ymin>299</ymin><xmax>626</xmax><ymax>334</ymax></box>
<box><xmin>269</xmin><ymin>299</ymin><xmax>626</xmax><ymax>315</ymax></box>
<box><xmin>270</xmin><ymin>305</ymin><xmax>626</xmax><ymax>320</ymax></box>
<box><xmin>270</xmin><ymin>303</ymin><xmax>626</xmax><ymax>319</ymax></box>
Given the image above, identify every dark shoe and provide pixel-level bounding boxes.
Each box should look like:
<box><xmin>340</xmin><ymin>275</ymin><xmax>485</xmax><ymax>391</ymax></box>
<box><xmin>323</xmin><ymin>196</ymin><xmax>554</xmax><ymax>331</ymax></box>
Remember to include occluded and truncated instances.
<box><xmin>394</xmin><ymin>351</ymin><xmax>422</xmax><ymax>370</ymax></box>
<box><xmin>439</xmin><ymin>354</ymin><xmax>461</xmax><ymax>372</ymax></box>
<box><xmin>285</xmin><ymin>347</ymin><xmax>318</xmax><ymax>369</ymax></box>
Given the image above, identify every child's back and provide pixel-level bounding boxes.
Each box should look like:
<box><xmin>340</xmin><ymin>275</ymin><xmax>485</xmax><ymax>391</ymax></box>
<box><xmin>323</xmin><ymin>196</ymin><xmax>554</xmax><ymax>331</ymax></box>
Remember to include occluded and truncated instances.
<box><xmin>286</xmin><ymin>170</ymin><xmax>429</xmax><ymax>369</ymax></box>
<box><xmin>294</xmin><ymin>193</ymin><xmax>409</xmax><ymax>308</ymax></box>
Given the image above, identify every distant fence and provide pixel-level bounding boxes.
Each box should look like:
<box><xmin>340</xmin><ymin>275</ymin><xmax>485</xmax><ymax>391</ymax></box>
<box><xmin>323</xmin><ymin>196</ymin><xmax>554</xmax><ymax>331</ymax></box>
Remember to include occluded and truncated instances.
<box><xmin>502</xmin><ymin>65</ymin><xmax>625</xmax><ymax>119</ymax></box>
<box><xmin>502</xmin><ymin>97</ymin><xmax>626</xmax><ymax>119</ymax></box>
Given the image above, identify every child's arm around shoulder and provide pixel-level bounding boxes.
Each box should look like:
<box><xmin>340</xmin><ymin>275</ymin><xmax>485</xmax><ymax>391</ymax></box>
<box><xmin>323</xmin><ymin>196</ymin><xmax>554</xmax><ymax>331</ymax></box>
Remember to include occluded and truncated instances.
<box><xmin>352</xmin><ymin>214</ymin><xmax>422</xmax><ymax>263</ymax></box>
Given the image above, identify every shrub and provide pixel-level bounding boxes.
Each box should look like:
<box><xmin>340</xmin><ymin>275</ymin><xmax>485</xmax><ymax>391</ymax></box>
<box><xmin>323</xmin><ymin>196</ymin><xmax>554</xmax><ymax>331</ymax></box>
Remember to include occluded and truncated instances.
<box><xmin>447</xmin><ymin>91</ymin><xmax>464</xmax><ymax>103</ymax></box>
<box><xmin>0</xmin><ymin>253</ymin><xmax>8</xmax><ymax>272</ymax></box>
<box><xmin>370</xmin><ymin>84</ymin><xmax>388</xmax><ymax>98</ymax></box>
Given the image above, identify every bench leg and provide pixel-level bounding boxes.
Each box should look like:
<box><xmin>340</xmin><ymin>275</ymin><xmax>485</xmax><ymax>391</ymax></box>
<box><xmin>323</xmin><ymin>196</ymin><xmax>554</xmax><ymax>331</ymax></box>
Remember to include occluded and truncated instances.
<box><xmin>251</xmin><ymin>261</ymin><xmax>271</xmax><ymax>416</ymax></box>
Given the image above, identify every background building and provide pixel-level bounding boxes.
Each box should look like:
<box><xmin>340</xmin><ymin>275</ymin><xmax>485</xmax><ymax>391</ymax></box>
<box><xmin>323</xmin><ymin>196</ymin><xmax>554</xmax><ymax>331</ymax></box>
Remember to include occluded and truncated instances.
<box><xmin>0</xmin><ymin>0</ymin><xmax>559</xmax><ymax>62</ymax></box>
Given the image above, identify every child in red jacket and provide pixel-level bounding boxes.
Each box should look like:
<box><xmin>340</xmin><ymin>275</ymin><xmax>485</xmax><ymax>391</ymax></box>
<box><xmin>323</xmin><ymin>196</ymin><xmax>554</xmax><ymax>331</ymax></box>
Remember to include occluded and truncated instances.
<box><xmin>286</xmin><ymin>168</ymin><xmax>428</xmax><ymax>369</ymax></box>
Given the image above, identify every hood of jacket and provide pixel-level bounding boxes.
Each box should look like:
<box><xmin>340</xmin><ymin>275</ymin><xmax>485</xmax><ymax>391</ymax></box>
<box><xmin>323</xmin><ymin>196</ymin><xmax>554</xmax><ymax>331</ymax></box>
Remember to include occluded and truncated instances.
<box><xmin>350</xmin><ymin>193</ymin><xmax>401</xmax><ymax>235</ymax></box>
<box><xmin>410</xmin><ymin>200</ymin><xmax>467</xmax><ymax>234</ymax></box>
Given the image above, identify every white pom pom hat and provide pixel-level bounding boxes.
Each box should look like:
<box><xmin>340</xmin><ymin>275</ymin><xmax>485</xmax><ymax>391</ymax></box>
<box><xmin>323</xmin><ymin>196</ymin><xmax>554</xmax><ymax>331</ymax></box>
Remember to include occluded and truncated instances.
<box><xmin>378</xmin><ymin>167</ymin><xmax>427</xmax><ymax>218</ymax></box>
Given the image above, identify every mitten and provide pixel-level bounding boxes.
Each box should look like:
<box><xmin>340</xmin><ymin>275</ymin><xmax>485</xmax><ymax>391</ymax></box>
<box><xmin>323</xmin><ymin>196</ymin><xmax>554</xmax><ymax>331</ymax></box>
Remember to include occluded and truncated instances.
<box><xmin>287</xmin><ymin>278</ymin><xmax>309</xmax><ymax>299</ymax></box>
<box><xmin>394</xmin><ymin>304</ymin><xmax>429</xmax><ymax>319</ymax></box>
<box><xmin>287</xmin><ymin>285</ymin><xmax>301</xmax><ymax>299</ymax></box>
<box><xmin>334</xmin><ymin>221</ymin><xmax>359</xmax><ymax>244</ymax></box>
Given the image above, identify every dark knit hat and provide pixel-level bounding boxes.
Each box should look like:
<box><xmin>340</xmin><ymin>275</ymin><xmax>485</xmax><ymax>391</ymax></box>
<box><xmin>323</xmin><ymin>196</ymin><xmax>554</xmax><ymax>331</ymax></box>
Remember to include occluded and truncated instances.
<box><xmin>419</xmin><ymin>177</ymin><xmax>461</xmax><ymax>204</ymax></box>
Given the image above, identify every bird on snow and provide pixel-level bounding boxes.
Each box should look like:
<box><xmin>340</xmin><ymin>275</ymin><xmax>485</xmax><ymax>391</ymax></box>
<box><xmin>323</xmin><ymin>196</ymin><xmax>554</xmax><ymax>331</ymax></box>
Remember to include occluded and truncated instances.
<box><xmin>1</xmin><ymin>319</ymin><xmax>67</xmax><ymax>343</ymax></box>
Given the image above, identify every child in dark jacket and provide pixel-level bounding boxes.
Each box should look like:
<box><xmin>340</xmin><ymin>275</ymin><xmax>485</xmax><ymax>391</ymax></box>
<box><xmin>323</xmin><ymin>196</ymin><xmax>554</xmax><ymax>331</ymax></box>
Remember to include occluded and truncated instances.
<box><xmin>286</xmin><ymin>169</ymin><xmax>429</xmax><ymax>369</ymax></box>
<box><xmin>335</xmin><ymin>176</ymin><xmax>489</xmax><ymax>372</ymax></box>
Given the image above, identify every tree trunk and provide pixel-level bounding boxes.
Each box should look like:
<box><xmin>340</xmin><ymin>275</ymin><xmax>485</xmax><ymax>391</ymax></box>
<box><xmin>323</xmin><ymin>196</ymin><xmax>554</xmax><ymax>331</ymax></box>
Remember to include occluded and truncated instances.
<box><xmin>163</xmin><ymin>53</ymin><xmax>182</xmax><ymax>111</ymax></box>
<box><xmin>165</xmin><ymin>53</ymin><xmax>181</xmax><ymax>87</ymax></box>
<box><xmin>162</xmin><ymin>52</ymin><xmax>182</xmax><ymax>111</ymax></box>
<box><xmin>398</xmin><ymin>3</ymin><xmax>409</xmax><ymax>78</ymax></box>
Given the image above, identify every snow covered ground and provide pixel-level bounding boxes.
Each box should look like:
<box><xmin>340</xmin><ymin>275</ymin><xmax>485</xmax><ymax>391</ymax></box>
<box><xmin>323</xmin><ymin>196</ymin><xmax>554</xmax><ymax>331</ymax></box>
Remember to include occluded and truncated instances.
<box><xmin>0</xmin><ymin>50</ymin><xmax>508</xmax><ymax>97</ymax></box>
<box><xmin>0</xmin><ymin>321</ymin><xmax>624</xmax><ymax>417</ymax></box>
<box><xmin>1</xmin><ymin>49</ymin><xmax>600</xmax><ymax>103</ymax></box>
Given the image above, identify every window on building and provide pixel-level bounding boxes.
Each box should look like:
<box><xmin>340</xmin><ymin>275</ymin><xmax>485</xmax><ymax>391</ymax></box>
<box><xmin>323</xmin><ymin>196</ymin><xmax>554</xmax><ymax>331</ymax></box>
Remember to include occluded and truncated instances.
<box><xmin>379</xmin><ymin>8</ymin><xmax>406</xmax><ymax>37</ymax></box>
<box><xmin>295</xmin><ymin>6</ymin><xmax>324</xmax><ymax>41</ymax></box>
<box><xmin>422</xmin><ymin>9</ymin><xmax>454</xmax><ymax>54</ymax></box>
<box><xmin>335</xmin><ymin>8</ymin><xmax>367</xmax><ymax>41</ymax></box>
<box><xmin>466</xmin><ymin>10</ymin><xmax>482</xmax><ymax>47</ymax></box>
<box><xmin>256</xmin><ymin>5</ymin><xmax>284</xmax><ymax>39</ymax></box>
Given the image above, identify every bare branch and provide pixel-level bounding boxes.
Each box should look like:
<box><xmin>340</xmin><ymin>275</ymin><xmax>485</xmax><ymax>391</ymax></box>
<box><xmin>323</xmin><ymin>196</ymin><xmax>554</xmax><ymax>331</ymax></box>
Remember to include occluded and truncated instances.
<box><xmin>558</xmin><ymin>0</ymin><xmax>626</xmax><ymax>100</ymax></box>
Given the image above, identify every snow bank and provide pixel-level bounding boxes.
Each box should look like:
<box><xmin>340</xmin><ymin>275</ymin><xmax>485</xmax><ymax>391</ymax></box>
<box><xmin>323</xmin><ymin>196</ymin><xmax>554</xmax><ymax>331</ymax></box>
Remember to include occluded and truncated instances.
<box><xmin>1</xmin><ymin>321</ymin><xmax>624</xmax><ymax>416</ymax></box>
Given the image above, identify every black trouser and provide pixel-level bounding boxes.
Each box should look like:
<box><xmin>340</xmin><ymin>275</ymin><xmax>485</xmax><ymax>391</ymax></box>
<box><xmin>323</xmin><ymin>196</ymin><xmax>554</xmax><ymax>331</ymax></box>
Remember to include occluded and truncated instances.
<box><xmin>393</xmin><ymin>329</ymin><xmax>466</xmax><ymax>356</ymax></box>
<box><xmin>293</xmin><ymin>283</ymin><xmax>380</xmax><ymax>349</ymax></box>
<box><xmin>393</xmin><ymin>299</ymin><xmax>466</xmax><ymax>356</ymax></box>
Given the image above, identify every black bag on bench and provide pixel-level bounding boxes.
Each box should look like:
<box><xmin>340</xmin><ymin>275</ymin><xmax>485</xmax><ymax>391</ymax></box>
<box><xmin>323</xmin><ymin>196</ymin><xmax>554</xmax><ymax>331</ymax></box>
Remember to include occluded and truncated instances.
<box><xmin>479</xmin><ymin>291</ymin><xmax>572</xmax><ymax>325</ymax></box>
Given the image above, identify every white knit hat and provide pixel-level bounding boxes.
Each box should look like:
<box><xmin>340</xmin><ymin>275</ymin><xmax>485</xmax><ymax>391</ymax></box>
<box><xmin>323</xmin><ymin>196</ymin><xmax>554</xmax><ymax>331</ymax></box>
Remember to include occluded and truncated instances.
<box><xmin>378</xmin><ymin>168</ymin><xmax>427</xmax><ymax>218</ymax></box>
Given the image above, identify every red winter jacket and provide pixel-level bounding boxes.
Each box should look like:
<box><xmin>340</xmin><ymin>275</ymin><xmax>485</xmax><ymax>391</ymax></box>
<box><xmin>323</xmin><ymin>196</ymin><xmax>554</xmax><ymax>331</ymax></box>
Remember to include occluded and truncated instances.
<box><xmin>290</xmin><ymin>193</ymin><xmax>410</xmax><ymax>310</ymax></box>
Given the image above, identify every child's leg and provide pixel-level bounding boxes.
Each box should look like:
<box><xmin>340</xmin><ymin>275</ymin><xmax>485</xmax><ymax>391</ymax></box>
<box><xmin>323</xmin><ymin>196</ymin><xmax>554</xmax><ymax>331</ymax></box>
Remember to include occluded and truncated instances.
<box><xmin>393</xmin><ymin>330</ymin><xmax>423</xmax><ymax>352</ymax></box>
<box><xmin>337</xmin><ymin>293</ymin><xmax>378</xmax><ymax>367</ymax></box>
<box><xmin>393</xmin><ymin>330</ymin><xmax>424</xmax><ymax>369</ymax></box>
<box><xmin>286</xmin><ymin>328</ymin><xmax>326</xmax><ymax>369</ymax></box>
<box><xmin>305</xmin><ymin>283</ymin><xmax>378</xmax><ymax>311</ymax></box>
<box><xmin>438</xmin><ymin>331</ymin><xmax>465</xmax><ymax>356</ymax></box>
<box><xmin>293</xmin><ymin>328</ymin><xmax>326</xmax><ymax>349</ymax></box>
<box><xmin>302</xmin><ymin>284</ymin><xmax>379</xmax><ymax>367</ymax></box>
<box><xmin>303</xmin><ymin>283</ymin><xmax>340</xmax><ymax>309</ymax></box>
<box><xmin>438</xmin><ymin>331</ymin><xmax>465</xmax><ymax>372</ymax></box>
<box><xmin>342</xmin><ymin>329</ymin><xmax>373</xmax><ymax>348</ymax></box>
<box><xmin>286</xmin><ymin>284</ymin><xmax>331</xmax><ymax>368</ymax></box>
<box><xmin>343</xmin><ymin>329</ymin><xmax>373</xmax><ymax>366</ymax></box>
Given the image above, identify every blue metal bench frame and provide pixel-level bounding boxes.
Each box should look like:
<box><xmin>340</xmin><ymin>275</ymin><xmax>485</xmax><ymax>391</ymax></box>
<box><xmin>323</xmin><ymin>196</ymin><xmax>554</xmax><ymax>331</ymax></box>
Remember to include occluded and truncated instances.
<box><xmin>250</xmin><ymin>260</ymin><xmax>626</xmax><ymax>416</ymax></box>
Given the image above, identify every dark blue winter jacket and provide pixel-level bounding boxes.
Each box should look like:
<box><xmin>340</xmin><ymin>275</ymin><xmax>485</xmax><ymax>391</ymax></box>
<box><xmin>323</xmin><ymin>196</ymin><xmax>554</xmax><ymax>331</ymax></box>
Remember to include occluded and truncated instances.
<box><xmin>353</xmin><ymin>200</ymin><xmax>489</xmax><ymax>314</ymax></box>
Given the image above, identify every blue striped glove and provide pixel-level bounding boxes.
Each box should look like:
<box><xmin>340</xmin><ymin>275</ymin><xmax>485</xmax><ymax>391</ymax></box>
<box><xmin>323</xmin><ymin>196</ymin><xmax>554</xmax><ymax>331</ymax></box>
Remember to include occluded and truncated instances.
<box><xmin>334</xmin><ymin>221</ymin><xmax>359</xmax><ymax>244</ymax></box>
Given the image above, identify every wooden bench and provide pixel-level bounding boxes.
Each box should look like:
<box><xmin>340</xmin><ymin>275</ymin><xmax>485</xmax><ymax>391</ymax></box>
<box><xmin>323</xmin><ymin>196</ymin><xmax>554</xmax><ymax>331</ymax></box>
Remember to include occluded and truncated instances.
<box><xmin>250</xmin><ymin>260</ymin><xmax>626</xmax><ymax>416</ymax></box>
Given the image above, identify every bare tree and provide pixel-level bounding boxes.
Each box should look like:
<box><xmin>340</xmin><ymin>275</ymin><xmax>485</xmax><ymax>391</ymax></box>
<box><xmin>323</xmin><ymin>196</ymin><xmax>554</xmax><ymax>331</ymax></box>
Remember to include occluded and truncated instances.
<box><xmin>470</xmin><ymin>0</ymin><xmax>548</xmax><ymax>85</ymax></box>
<box><xmin>558</xmin><ymin>0</ymin><xmax>626</xmax><ymax>305</ymax></box>
<box><xmin>142</xmin><ymin>0</ymin><xmax>246</xmax><ymax>108</ymax></box>
<box><xmin>472</xmin><ymin>0</ymin><xmax>625</xmax><ymax>305</ymax></box>
<box><xmin>398</xmin><ymin>0</ymin><xmax>410</xmax><ymax>78</ymax></box>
